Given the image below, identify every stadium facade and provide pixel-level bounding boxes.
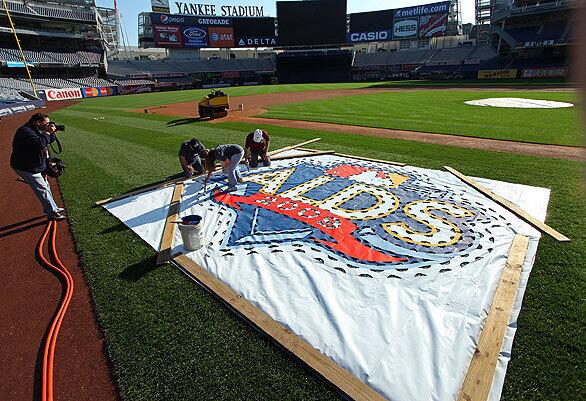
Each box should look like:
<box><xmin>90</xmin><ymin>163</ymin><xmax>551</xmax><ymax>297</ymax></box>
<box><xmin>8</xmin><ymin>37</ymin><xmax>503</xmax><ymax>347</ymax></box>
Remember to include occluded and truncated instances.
<box><xmin>0</xmin><ymin>0</ymin><xmax>577</xmax><ymax>114</ymax></box>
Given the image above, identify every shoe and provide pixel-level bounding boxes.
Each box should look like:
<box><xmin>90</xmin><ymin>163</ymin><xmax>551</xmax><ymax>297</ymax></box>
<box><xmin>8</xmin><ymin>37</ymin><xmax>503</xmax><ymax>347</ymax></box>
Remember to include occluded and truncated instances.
<box><xmin>56</xmin><ymin>207</ymin><xmax>65</xmax><ymax>213</ymax></box>
<box><xmin>225</xmin><ymin>186</ymin><xmax>238</xmax><ymax>193</ymax></box>
<box><xmin>47</xmin><ymin>212</ymin><xmax>66</xmax><ymax>221</ymax></box>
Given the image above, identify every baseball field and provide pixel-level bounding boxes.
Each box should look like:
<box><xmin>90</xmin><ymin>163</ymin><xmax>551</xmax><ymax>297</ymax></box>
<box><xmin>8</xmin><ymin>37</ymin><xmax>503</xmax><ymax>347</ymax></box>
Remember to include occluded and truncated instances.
<box><xmin>50</xmin><ymin>82</ymin><xmax>584</xmax><ymax>400</ymax></box>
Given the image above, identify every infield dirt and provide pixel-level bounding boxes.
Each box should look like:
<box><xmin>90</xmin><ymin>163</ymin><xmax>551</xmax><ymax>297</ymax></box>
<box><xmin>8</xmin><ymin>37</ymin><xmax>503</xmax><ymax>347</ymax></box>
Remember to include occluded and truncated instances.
<box><xmin>135</xmin><ymin>88</ymin><xmax>583</xmax><ymax>162</ymax></box>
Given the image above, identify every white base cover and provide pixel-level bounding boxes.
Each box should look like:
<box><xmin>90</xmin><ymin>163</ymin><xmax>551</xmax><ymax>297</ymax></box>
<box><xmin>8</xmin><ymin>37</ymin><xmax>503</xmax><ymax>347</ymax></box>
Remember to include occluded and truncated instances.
<box><xmin>464</xmin><ymin>97</ymin><xmax>574</xmax><ymax>108</ymax></box>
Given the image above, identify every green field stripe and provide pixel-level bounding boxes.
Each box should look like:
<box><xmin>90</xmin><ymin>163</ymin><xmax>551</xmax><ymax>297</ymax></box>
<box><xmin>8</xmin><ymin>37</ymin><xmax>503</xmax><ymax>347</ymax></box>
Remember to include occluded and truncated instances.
<box><xmin>259</xmin><ymin>90</ymin><xmax>580</xmax><ymax>147</ymax></box>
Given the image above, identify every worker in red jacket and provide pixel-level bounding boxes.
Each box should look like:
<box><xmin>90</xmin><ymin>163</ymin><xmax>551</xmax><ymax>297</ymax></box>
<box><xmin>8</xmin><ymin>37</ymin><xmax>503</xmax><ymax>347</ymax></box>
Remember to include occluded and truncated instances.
<box><xmin>244</xmin><ymin>129</ymin><xmax>270</xmax><ymax>168</ymax></box>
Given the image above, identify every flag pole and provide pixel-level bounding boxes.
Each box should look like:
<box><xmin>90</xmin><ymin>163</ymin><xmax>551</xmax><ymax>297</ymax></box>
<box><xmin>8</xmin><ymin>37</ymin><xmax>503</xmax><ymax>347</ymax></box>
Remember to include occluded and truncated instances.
<box><xmin>1</xmin><ymin>0</ymin><xmax>37</xmax><ymax>97</ymax></box>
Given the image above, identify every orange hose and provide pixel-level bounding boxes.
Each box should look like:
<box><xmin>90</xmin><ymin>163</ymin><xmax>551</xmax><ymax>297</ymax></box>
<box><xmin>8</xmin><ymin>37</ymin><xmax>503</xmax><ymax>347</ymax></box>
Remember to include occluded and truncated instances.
<box><xmin>37</xmin><ymin>220</ymin><xmax>75</xmax><ymax>401</ymax></box>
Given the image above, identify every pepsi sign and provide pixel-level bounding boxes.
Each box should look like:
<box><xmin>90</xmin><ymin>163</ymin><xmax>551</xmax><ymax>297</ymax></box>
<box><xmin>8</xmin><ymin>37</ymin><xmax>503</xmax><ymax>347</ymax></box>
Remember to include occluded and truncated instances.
<box><xmin>159</xmin><ymin>14</ymin><xmax>185</xmax><ymax>24</ymax></box>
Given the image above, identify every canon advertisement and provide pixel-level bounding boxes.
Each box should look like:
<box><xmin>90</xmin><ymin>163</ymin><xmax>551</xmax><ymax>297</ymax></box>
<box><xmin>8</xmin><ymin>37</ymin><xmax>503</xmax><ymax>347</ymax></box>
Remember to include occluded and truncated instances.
<box><xmin>45</xmin><ymin>88</ymin><xmax>83</xmax><ymax>101</ymax></box>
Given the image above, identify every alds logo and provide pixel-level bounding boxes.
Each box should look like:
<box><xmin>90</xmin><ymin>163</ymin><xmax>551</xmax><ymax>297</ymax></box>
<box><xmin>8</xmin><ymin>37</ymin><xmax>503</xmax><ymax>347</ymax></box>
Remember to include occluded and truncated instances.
<box><xmin>209</xmin><ymin>161</ymin><xmax>495</xmax><ymax>271</ymax></box>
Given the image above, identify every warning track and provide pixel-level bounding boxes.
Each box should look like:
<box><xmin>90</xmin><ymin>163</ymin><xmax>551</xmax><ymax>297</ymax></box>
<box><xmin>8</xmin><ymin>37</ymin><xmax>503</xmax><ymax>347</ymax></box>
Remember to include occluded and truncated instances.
<box><xmin>0</xmin><ymin>102</ymin><xmax>119</xmax><ymax>401</ymax></box>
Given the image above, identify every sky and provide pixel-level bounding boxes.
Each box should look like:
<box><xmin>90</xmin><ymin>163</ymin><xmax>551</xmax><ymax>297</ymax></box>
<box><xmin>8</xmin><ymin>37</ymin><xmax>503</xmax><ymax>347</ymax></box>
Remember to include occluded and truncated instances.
<box><xmin>96</xmin><ymin>0</ymin><xmax>475</xmax><ymax>46</ymax></box>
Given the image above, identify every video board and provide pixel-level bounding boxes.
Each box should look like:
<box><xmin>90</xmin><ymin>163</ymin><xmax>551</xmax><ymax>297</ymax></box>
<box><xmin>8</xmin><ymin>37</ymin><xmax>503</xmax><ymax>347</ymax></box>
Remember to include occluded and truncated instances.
<box><xmin>149</xmin><ymin>1</ymin><xmax>449</xmax><ymax>48</ymax></box>
<box><xmin>347</xmin><ymin>1</ymin><xmax>450</xmax><ymax>44</ymax></box>
<box><xmin>276</xmin><ymin>0</ymin><xmax>347</xmax><ymax>47</ymax></box>
<box><xmin>150</xmin><ymin>13</ymin><xmax>277</xmax><ymax>48</ymax></box>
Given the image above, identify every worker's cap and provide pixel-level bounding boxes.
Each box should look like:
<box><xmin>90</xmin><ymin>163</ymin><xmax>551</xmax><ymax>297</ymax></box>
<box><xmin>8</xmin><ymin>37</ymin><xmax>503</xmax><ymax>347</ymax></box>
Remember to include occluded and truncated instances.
<box><xmin>253</xmin><ymin>129</ymin><xmax>264</xmax><ymax>143</ymax></box>
<box><xmin>189</xmin><ymin>138</ymin><xmax>202</xmax><ymax>150</ymax></box>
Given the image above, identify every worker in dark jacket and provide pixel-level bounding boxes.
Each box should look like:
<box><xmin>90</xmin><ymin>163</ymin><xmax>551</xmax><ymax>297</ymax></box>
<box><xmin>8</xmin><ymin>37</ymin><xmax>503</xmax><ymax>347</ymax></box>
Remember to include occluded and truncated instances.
<box><xmin>10</xmin><ymin>112</ymin><xmax>64</xmax><ymax>220</ymax></box>
<box><xmin>179</xmin><ymin>138</ymin><xmax>205</xmax><ymax>177</ymax></box>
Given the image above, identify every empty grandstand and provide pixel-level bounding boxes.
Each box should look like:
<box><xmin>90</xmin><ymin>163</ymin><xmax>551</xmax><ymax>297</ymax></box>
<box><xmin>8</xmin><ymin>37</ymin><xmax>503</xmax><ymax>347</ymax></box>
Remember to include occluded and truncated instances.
<box><xmin>0</xmin><ymin>0</ymin><xmax>575</xmax><ymax>111</ymax></box>
<box><xmin>0</xmin><ymin>0</ymin><xmax>113</xmax><ymax>109</ymax></box>
<box><xmin>489</xmin><ymin>0</ymin><xmax>574</xmax><ymax>75</ymax></box>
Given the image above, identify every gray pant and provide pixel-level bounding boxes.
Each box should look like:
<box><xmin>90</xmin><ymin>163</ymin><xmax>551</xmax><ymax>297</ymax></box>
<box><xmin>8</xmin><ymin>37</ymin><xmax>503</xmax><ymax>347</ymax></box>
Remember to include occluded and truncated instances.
<box><xmin>14</xmin><ymin>169</ymin><xmax>59</xmax><ymax>215</ymax></box>
<box><xmin>225</xmin><ymin>151</ymin><xmax>244</xmax><ymax>188</ymax></box>
<box><xmin>181</xmin><ymin>155</ymin><xmax>204</xmax><ymax>177</ymax></box>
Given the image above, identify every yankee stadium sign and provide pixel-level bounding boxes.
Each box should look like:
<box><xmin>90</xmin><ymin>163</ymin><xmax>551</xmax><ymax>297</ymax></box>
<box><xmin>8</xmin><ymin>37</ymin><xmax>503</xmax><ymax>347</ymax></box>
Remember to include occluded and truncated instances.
<box><xmin>174</xmin><ymin>2</ymin><xmax>264</xmax><ymax>17</ymax></box>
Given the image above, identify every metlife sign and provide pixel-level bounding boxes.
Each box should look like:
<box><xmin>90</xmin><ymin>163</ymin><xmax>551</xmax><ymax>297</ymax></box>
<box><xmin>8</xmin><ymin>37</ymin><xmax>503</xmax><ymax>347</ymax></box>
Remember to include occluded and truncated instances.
<box><xmin>347</xmin><ymin>30</ymin><xmax>392</xmax><ymax>43</ymax></box>
<box><xmin>393</xmin><ymin>1</ymin><xmax>450</xmax><ymax>18</ymax></box>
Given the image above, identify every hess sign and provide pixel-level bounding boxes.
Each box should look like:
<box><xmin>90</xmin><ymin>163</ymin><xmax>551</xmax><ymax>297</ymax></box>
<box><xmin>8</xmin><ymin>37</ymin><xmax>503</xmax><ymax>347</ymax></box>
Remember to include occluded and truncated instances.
<box><xmin>393</xmin><ymin>19</ymin><xmax>418</xmax><ymax>39</ymax></box>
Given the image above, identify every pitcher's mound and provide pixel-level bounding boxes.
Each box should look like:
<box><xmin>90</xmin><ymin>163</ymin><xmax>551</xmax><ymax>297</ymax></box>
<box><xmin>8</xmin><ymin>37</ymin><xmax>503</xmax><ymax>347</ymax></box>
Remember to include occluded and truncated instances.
<box><xmin>464</xmin><ymin>98</ymin><xmax>574</xmax><ymax>108</ymax></box>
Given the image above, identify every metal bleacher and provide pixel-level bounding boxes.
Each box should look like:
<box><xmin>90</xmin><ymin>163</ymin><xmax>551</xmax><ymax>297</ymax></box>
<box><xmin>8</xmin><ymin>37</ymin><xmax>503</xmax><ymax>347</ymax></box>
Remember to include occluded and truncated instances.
<box><xmin>0</xmin><ymin>87</ymin><xmax>28</xmax><ymax>102</ymax></box>
<box><xmin>3</xmin><ymin>0</ymin><xmax>95</xmax><ymax>22</ymax></box>
<box><xmin>0</xmin><ymin>47</ymin><xmax>102</xmax><ymax>65</ymax></box>
<box><xmin>107</xmin><ymin>58</ymin><xmax>275</xmax><ymax>77</ymax></box>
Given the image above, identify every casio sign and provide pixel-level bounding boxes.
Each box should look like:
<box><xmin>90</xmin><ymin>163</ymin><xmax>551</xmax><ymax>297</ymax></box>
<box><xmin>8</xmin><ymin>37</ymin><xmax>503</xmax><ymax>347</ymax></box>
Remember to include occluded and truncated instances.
<box><xmin>350</xmin><ymin>31</ymin><xmax>389</xmax><ymax>42</ymax></box>
<box><xmin>184</xmin><ymin>27</ymin><xmax>206</xmax><ymax>39</ymax></box>
<box><xmin>394</xmin><ymin>19</ymin><xmax>418</xmax><ymax>37</ymax></box>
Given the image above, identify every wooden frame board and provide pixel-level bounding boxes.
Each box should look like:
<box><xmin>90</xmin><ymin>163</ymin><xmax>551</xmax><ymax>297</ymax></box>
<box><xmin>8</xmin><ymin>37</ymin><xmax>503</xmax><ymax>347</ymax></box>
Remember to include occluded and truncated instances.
<box><xmin>95</xmin><ymin>175</ymin><xmax>193</xmax><ymax>207</ymax></box>
<box><xmin>297</xmin><ymin>148</ymin><xmax>406</xmax><ymax>167</ymax></box>
<box><xmin>271</xmin><ymin>150</ymin><xmax>336</xmax><ymax>161</ymax></box>
<box><xmin>156</xmin><ymin>182</ymin><xmax>184</xmax><ymax>265</ymax></box>
<box><xmin>444</xmin><ymin>166</ymin><xmax>569</xmax><ymax>242</ymax></box>
<box><xmin>172</xmin><ymin>254</ymin><xmax>387</xmax><ymax>401</ymax></box>
<box><xmin>458</xmin><ymin>234</ymin><xmax>530</xmax><ymax>401</ymax></box>
<box><xmin>268</xmin><ymin>138</ymin><xmax>321</xmax><ymax>157</ymax></box>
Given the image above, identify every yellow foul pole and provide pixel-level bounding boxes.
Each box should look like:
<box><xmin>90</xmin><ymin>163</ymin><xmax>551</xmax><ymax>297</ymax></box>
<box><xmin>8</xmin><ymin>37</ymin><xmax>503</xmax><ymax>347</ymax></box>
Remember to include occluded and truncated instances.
<box><xmin>1</xmin><ymin>0</ymin><xmax>37</xmax><ymax>97</ymax></box>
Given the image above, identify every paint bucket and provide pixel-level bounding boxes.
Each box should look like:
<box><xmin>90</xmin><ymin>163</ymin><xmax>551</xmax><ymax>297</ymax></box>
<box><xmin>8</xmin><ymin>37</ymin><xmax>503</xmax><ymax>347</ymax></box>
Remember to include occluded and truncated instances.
<box><xmin>178</xmin><ymin>215</ymin><xmax>204</xmax><ymax>251</ymax></box>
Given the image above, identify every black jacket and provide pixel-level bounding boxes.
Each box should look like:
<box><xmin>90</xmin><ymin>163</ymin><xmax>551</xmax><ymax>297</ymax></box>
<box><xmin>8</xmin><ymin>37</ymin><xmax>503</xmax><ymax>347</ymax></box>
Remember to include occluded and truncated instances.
<box><xmin>10</xmin><ymin>122</ymin><xmax>56</xmax><ymax>174</ymax></box>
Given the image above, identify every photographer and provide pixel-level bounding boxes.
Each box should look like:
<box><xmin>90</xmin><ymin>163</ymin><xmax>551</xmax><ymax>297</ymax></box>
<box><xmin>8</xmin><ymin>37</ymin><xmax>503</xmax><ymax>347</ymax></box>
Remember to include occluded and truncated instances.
<box><xmin>10</xmin><ymin>113</ymin><xmax>65</xmax><ymax>221</ymax></box>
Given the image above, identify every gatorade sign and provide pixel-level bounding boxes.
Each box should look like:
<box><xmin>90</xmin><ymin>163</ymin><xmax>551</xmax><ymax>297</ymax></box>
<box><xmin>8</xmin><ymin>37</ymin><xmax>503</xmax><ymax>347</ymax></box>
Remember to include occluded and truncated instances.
<box><xmin>45</xmin><ymin>88</ymin><xmax>83</xmax><ymax>101</ymax></box>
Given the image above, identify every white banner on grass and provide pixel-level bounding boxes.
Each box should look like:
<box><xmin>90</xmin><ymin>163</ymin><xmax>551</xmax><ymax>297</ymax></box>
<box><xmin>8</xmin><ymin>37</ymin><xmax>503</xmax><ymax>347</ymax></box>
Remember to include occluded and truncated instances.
<box><xmin>104</xmin><ymin>153</ymin><xmax>549</xmax><ymax>401</ymax></box>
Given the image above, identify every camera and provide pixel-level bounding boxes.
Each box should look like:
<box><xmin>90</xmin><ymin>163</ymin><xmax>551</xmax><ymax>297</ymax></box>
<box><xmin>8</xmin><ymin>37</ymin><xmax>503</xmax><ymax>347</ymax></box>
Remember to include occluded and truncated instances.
<box><xmin>49</xmin><ymin>122</ymin><xmax>66</xmax><ymax>132</ymax></box>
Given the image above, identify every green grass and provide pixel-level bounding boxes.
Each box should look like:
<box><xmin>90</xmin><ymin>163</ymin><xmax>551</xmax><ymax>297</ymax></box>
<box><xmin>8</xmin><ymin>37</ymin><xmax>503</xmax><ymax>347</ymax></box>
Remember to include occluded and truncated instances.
<box><xmin>260</xmin><ymin>90</ymin><xmax>582</xmax><ymax>147</ymax></box>
<box><xmin>50</xmin><ymin>98</ymin><xmax>585</xmax><ymax>401</ymax></box>
<box><xmin>81</xmin><ymin>82</ymin><xmax>381</xmax><ymax>110</ymax></box>
<box><xmin>80</xmin><ymin>79</ymin><xmax>573</xmax><ymax>110</ymax></box>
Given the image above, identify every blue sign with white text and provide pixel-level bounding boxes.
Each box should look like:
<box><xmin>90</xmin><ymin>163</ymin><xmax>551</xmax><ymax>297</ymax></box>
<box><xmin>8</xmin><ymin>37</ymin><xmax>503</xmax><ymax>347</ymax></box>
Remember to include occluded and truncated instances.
<box><xmin>182</xmin><ymin>26</ymin><xmax>209</xmax><ymax>48</ymax></box>
<box><xmin>393</xmin><ymin>1</ymin><xmax>450</xmax><ymax>18</ymax></box>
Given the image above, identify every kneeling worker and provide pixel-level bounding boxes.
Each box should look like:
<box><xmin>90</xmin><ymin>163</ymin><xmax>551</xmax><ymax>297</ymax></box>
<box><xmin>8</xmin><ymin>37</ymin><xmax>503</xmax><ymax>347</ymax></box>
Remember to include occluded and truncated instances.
<box><xmin>179</xmin><ymin>138</ymin><xmax>205</xmax><ymax>177</ymax></box>
<box><xmin>202</xmin><ymin>144</ymin><xmax>244</xmax><ymax>192</ymax></box>
<box><xmin>245</xmin><ymin>129</ymin><xmax>270</xmax><ymax>168</ymax></box>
